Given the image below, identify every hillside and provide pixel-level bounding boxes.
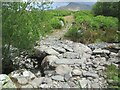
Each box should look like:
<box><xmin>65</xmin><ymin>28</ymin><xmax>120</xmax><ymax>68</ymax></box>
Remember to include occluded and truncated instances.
<box><xmin>56</xmin><ymin>2</ymin><xmax>94</xmax><ymax>11</ymax></box>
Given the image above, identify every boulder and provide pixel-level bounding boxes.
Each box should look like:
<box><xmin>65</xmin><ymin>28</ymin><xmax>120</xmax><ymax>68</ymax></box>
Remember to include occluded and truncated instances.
<box><xmin>41</xmin><ymin>55</ymin><xmax>59</xmax><ymax>70</ymax></box>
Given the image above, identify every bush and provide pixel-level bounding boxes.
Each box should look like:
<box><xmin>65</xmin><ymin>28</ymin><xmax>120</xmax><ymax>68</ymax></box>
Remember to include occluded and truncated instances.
<box><xmin>65</xmin><ymin>13</ymin><xmax>119</xmax><ymax>44</ymax></box>
<box><xmin>65</xmin><ymin>25</ymin><xmax>81</xmax><ymax>41</ymax></box>
<box><xmin>50</xmin><ymin>18</ymin><xmax>62</xmax><ymax>29</ymax></box>
<box><xmin>94</xmin><ymin>15</ymin><xmax>118</xmax><ymax>30</ymax></box>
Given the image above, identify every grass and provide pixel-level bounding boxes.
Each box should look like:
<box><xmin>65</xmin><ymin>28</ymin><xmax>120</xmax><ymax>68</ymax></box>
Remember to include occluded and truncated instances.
<box><xmin>105</xmin><ymin>64</ymin><xmax>120</xmax><ymax>89</ymax></box>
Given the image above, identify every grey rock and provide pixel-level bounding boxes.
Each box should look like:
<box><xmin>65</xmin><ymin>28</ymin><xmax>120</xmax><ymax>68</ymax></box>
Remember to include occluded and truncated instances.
<box><xmin>79</xmin><ymin>78</ymin><xmax>89</xmax><ymax>88</ymax></box>
<box><xmin>58</xmin><ymin>82</ymin><xmax>70</xmax><ymax>88</ymax></box>
<box><xmin>67</xmin><ymin>81</ymin><xmax>76</xmax><ymax>87</ymax></box>
<box><xmin>64</xmin><ymin>72</ymin><xmax>72</xmax><ymax>81</ymax></box>
<box><xmin>83</xmin><ymin>72</ymin><xmax>99</xmax><ymax>78</ymax></box>
<box><xmin>63</xmin><ymin>45</ymin><xmax>73</xmax><ymax>52</ymax></box>
<box><xmin>72</xmin><ymin>69</ymin><xmax>82</xmax><ymax>76</ymax></box>
<box><xmin>55</xmin><ymin>65</ymin><xmax>72</xmax><ymax>76</ymax></box>
<box><xmin>73</xmin><ymin>43</ymin><xmax>92</xmax><ymax>54</ymax></box>
<box><xmin>23</xmin><ymin>70</ymin><xmax>36</xmax><ymax>80</ymax></box>
<box><xmin>63</xmin><ymin>52</ymin><xmax>80</xmax><ymax>59</ymax></box>
<box><xmin>91</xmin><ymin>83</ymin><xmax>100</xmax><ymax>88</ymax></box>
<box><xmin>17</xmin><ymin>77</ymin><xmax>28</xmax><ymax>85</ymax></box>
<box><xmin>39</xmin><ymin>84</ymin><xmax>49</xmax><ymax>88</ymax></box>
<box><xmin>52</xmin><ymin>46</ymin><xmax>66</xmax><ymax>53</ymax></box>
<box><xmin>10</xmin><ymin>69</ymin><xmax>36</xmax><ymax>81</ymax></box>
<box><xmin>45</xmin><ymin>48</ymin><xmax>59</xmax><ymax>55</ymax></box>
<box><xmin>34</xmin><ymin>45</ymin><xmax>48</xmax><ymax>54</ymax></box>
<box><xmin>51</xmin><ymin>75</ymin><xmax>64</xmax><ymax>82</ymax></box>
<box><xmin>44</xmin><ymin>70</ymin><xmax>55</xmax><ymax>76</ymax></box>
<box><xmin>93</xmin><ymin>49</ymin><xmax>110</xmax><ymax>54</ymax></box>
<box><xmin>41</xmin><ymin>55</ymin><xmax>59</xmax><ymax>70</ymax></box>
<box><xmin>42</xmin><ymin>77</ymin><xmax>52</xmax><ymax>84</ymax></box>
<box><xmin>55</xmin><ymin>58</ymin><xmax>85</xmax><ymax>65</ymax></box>
<box><xmin>57</xmin><ymin>54</ymin><xmax>63</xmax><ymax>59</ymax></box>
<box><xmin>108</xmin><ymin>57</ymin><xmax>120</xmax><ymax>63</ymax></box>
<box><xmin>29</xmin><ymin>77</ymin><xmax>44</xmax><ymax>88</ymax></box>
<box><xmin>96</xmin><ymin>66</ymin><xmax>105</xmax><ymax>71</ymax></box>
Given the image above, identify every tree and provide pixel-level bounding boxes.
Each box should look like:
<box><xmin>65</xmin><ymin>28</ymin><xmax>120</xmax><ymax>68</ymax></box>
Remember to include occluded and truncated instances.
<box><xmin>2</xmin><ymin>1</ymin><xmax>52</xmax><ymax>74</ymax></box>
<box><xmin>92</xmin><ymin>2</ymin><xmax>119</xmax><ymax>18</ymax></box>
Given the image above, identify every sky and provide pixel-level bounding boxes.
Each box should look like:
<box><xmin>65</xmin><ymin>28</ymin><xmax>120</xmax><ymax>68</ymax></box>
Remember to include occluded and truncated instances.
<box><xmin>51</xmin><ymin>1</ymin><xmax>97</xmax><ymax>9</ymax></box>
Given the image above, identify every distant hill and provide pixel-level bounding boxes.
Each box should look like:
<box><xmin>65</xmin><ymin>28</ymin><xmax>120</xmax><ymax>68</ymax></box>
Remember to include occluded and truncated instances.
<box><xmin>56</xmin><ymin>2</ymin><xmax>95</xmax><ymax>11</ymax></box>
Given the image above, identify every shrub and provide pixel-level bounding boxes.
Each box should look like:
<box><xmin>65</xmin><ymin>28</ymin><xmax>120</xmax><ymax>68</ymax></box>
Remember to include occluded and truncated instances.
<box><xmin>94</xmin><ymin>15</ymin><xmax>118</xmax><ymax>30</ymax></box>
<box><xmin>65</xmin><ymin>25</ymin><xmax>81</xmax><ymax>41</ymax></box>
<box><xmin>50</xmin><ymin>18</ymin><xmax>62</xmax><ymax>29</ymax></box>
<box><xmin>65</xmin><ymin>14</ymin><xmax>119</xmax><ymax>43</ymax></box>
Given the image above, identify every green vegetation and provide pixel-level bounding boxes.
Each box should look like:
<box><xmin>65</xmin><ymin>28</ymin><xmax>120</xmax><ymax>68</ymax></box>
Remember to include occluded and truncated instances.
<box><xmin>92</xmin><ymin>2</ymin><xmax>119</xmax><ymax>18</ymax></box>
<box><xmin>50</xmin><ymin>17</ymin><xmax>65</xmax><ymax>29</ymax></box>
<box><xmin>65</xmin><ymin>10</ymin><xmax>119</xmax><ymax>44</ymax></box>
<box><xmin>105</xmin><ymin>64</ymin><xmax>120</xmax><ymax>88</ymax></box>
<box><xmin>2</xmin><ymin>2</ymin><xmax>70</xmax><ymax>74</ymax></box>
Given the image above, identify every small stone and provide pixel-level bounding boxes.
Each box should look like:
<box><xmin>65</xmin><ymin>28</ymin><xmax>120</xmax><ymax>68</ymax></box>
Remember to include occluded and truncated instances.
<box><xmin>39</xmin><ymin>84</ymin><xmax>49</xmax><ymax>88</ymax></box>
<box><xmin>29</xmin><ymin>77</ymin><xmax>44</xmax><ymax>88</ymax></box>
<box><xmin>91</xmin><ymin>83</ymin><xmax>100</xmax><ymax>88</ymax></box>
<box><xmin>93</xmin><ymin>49</ymin><xmax>110</xmax><ymax>54</ymax></box>
<box><xmin>64</xmin><ymin>72</ymin><xmax>72</xmax><ymax>81</ymax></box>
<box><xmin>68</xmin><ymin>81</ymin><xmax>76</xmax><ymax>87</ymax></box>
<box><xmin>23</xmin><ymin>70</ymin><xmax>36</xmax><ymax>80</ymax></box>
<box><xmin>51</xmin><ymin>75</ymin><xmax>64</xmax><ymax>82</ymax></box>
<box><xmin>17</xmin><ymin>77</ymin><xmax>28</xmax><ymax>85</ymax></box>
<box><xmin>79</xmin><ymin>78</ymin><xmax>89</xmax><ymax>88</ymax></box>
<box><xmin>63</xmin><ymin>52</ymin><xmax>80</xmax><ymax>59</ymax></box>
<box><xmin>83</xmin><ymin>72</ymin><xmax>99</xmax><ymax>78</ymax></box>
<box><xmin>55</xmin><ymin>65</ymin><xmax>72</xmax><ymax>76</ymax></box>
<box><xmin>58</xmin><ymin>82</ymin><xmax>70</xmax><ymax>88</ymax></box>
<box><xmin>72</xmin><ymin>69</ymin><xmax>82</xmax><ymax>76</ymax></box>
<box><xmin>42</xmin><ymin>77</ymin><xmax>52</xmax><ymax>84</ymax></box>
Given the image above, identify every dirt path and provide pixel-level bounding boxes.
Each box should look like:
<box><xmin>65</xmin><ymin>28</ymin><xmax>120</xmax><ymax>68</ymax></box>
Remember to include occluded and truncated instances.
<box><xmin>49</xmin><ymin>15</ymin><xmax>74</xmax><ymax>39</ymax></box>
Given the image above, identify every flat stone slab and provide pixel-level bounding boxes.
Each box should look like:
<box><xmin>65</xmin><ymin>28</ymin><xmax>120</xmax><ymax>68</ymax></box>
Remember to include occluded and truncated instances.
<box><xmin>55</xmin><ymin>65</ymin><xmax>72</xmax><ymax>76</ymax></box>
<box><xmin>51</xmin><ymin>75</ymin><xmax>64</xmax><ymax>82</ymax></box>
<box><xmin>55</xmin><ymin>58</ymin><xmax>85</xmax><ymax>65</ymax></box>
<box><xmin>83</xmin><ymin>72</ymin><xmax>99</xmax><ymax>78</ymax></box>
<box><xmin>52</xmin><ymin>46</ymin><xmax>66</xmax><ymax>53</ymax></box>
<box><xmin>63</xmin><ymin>52</ymin><xmax>80</xmax><ymax>59</ymax></box>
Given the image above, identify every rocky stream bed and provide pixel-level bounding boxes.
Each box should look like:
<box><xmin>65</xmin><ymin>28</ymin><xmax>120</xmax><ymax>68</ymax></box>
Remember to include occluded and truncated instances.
<box><xmin>0</xmin><ymin>35</ymin><xmax>120</xmax><ymax>89</ymax></box>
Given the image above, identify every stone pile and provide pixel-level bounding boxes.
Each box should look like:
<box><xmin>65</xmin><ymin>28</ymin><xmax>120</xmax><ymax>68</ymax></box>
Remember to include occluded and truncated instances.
<box><xmin>1</xmin><ymin>36</ymin><xmax>119</xmax><ymax>89</ymax></box>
